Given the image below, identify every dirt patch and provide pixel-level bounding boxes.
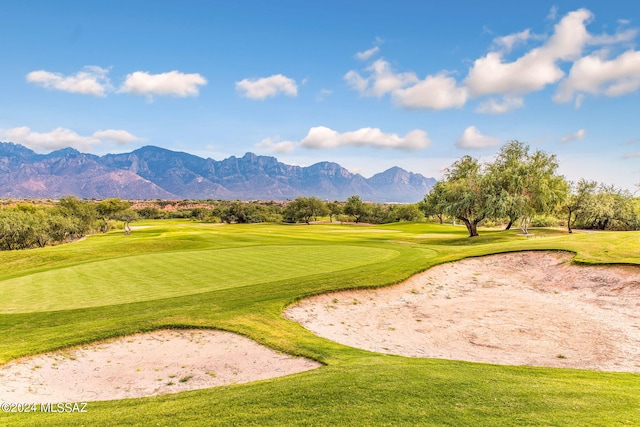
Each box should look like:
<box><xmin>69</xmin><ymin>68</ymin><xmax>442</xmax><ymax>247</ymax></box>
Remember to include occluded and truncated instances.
<box><xmin>286</xmin><ymin>251</ymin><xmax>640</xmax><ymax>372</ymax></box>
<box><xmin>0</xmin><ymin>329</ymin><xmax>320</xmax><ymax>403</ymax></box>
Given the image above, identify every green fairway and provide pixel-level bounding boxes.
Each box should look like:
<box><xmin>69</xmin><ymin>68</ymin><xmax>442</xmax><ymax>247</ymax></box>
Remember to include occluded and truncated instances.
<box><xmin>0</xmin><ymin>245</ymin><xmax>397</xmax><ymax>313</ymax></box>
<box><xmin>1</xmin><ymin>220</ymin><xmax>639</xmax><ymax>426</ymax></box>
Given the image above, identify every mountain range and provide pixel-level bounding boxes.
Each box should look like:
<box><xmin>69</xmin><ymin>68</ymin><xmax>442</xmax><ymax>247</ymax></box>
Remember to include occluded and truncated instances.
<box><xmin>0</xmin><ymin>142</ymin><xmax>436</xmax><ymax>202</ymax></box>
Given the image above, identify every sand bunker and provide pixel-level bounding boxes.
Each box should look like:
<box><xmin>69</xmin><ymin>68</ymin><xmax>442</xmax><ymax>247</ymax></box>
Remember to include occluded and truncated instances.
<box><xmin>0</xmin><ymin>329</ymin><xmax>320</xmax><ymax>403</ymax></box>
<box><xmin>286</xmin><ymin>251</ymin><xmax>640</xmax><ymax>372</ymax></box>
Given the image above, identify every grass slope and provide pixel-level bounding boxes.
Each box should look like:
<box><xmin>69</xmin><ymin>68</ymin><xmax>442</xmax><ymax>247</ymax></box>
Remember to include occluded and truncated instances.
<box><xmin>1</xmin><ymin>220</ymin><xmax>639</xmax><ymax>426</ymax></box>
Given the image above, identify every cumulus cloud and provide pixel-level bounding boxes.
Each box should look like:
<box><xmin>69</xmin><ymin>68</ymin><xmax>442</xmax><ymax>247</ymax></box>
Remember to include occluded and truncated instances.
<box><xmin>0</xmin><ymin>126</ymin><xmax>145</xmax><ymax>152</ymax></box>
<box><xmin>475</xmin><ymin>96</ymin><xmax>524</xmax><ymax>114</ymax></box>
<box><xmin>561</xmin><ymin>129</ymin><xmax>586</xmax><ymax>142</ymax></box>
<box><xmin>26</xmin><ymin>66</ymin><xmax>111</xmax><ymax>96</ymax></box>
<box><xmin>92</xmin><ymin>129</ymin><xmax>146</xmax><ymax>145</ymax></box>
<box><xmin>392</xmin><ymin>73</ymin><xmax>468</xmax><ymax>109</ymax></box>
<box><xmin>255</xmin><ymin>137</ymin><xmax>296</xmax><ymax>153</ymax></box>
<box><xmin>554</xmin><ymin>50</ymin><xmax>640</xmax><ymax>104</ymax></box>
<box><xmin>299</xmin><ymin>126</ymin><xmax>430</xmax><ymax>150</ymax></box>
<box><xmin>235</xmin><ymin>74</ymin><xmax>298</xmax><ymax>100</ymax></box>
<box><xmin>343</xmin><ymin>8</ymin><xmax>640</xmax><ymax>112</ymax></box>
<box><xmin>343</xmin><ymin>70</ymin><xmax>369</xmax><ymax>93</ymax></box>
<box><xmin>456</xmin><ymin>126</ymin><xmax>502</xmax><ymax>149</ymax></box>
<box><xmin>355</xmin><ymin>46</ymin><xmax>380</xmax><ymax>61</ymax></box>
<box><xmin>258</xmin><ymin>126</ymin><xmax>431</xmax><ymax>152</ymax></box>
<box><xmin>466</xmin><ymin>9</ymin><xmax>593</xmax><ymax>97</ymax></box>
<box><xmin>493</xmin><ymin>29</ymin><xmax>532</xmax><ymax>53</ymax></box>
<box><xmin>589</xmin><ymin>28</ymin><xmax>638</xmax><ymax>45</ymax></box>
<box><xmin>346</xmin><ymin>60</ymin><xmax>466</xmax><ymax>110</ymax></box>
<box><xmin>344</xmin><ymin>59</ymin><xmax>418</xmax><ymax>97</ymax></box>
<box><xmin>119</xmin><ymin>71</ymin><xmax>207</xmax><ymax>99</ymax></box>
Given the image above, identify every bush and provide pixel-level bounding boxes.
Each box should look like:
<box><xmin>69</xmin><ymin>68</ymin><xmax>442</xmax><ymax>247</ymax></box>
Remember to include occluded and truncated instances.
<box><xmin>530</xmin><ymin>215</ymin><xmax>559</xmax><ymax>227</ymax></box>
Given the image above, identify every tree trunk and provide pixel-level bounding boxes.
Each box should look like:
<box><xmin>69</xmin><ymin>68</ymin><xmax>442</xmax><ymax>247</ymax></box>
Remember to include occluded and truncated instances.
<box><xmin>567</xmin><ymin>210</ymin><xmax>573</xmax><ymax>234</ymax></box>
<box><xmin>458</xmin><ymin>217</ymin><xmax>479</xmax><ymax>237</ymax></box>
<box><xmin>505</xmin><ymin>219</ymin><xmax>513</xmax><ymax>230</ymax></box>
<box><xmin>437</xmin><ymin>213</ymin><xmax>443</xmax><ymax>224</ymax></box>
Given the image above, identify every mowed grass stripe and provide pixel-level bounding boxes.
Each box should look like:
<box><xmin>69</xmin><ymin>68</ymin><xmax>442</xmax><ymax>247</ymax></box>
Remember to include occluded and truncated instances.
<box><xmin>0</xmin><ymin>245</ymin><xmax>398</xmax><ymax>313</ymax></box>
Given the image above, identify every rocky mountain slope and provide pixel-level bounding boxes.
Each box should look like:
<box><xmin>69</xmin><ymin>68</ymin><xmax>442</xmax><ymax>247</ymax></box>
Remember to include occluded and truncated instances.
<box><xmin>0</xmin><ymin>142</ymin><xmax>435</xmax><ymax>202</ymax></box>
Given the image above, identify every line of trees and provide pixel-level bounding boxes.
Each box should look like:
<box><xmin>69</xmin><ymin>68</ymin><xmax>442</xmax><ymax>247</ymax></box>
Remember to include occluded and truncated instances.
<box><xmin>423</xmin><ymin>140</ymin><xmax>639</xmax><ymax>237</ymax></box>
<box><xmin>162</xmin><ymin>197</ymin><xmax>425</xmax><ymax>225</ymax></box>
<box><xmin>0</xmin><ymin>196</ymin><xmax>138</xmax><ymax>251</ymax></box>
<box><xmin>2</xmin><ymin>140</ymin><xmax>638</xmax><ymax>249</ymax></box>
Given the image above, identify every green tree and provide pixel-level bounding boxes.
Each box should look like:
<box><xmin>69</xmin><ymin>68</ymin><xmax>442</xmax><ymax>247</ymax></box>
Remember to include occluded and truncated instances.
<box><xmin>563</xmin><ymin>179</ymin><xmax>597</xmax><ymax>233</ymax></box>
<box><xmin>0</xmin><ymin>209</ymin><xmax>33</xmax><ymax>250</ymax></box>
<box><xmin>578</xmin><ymin>184</ymin><xmax>637</xmax><ymax>230</ymax></box>
<box><xmin>136</xmin><ymin>206</ymin><xmax>165</xmax><ymax>219</ymax></box>
<box><xmin>326</xmin><ymin>201</ymin><xmax>342</xmax><ymax>223</ymax></box>
<box><xmin>114</xmin><ymin>209</ymin><xmax>139</xmax><ymax>235</ymax></box>
<box><xmin>420</xmin><ymin>181</ymin><xmax>447</xmax><ymax>224</ymax></box>
<box><xmin>390</xmin><ymin>204</ymin><xmax>424</xmax><ymax>222</ymax></box>
<box><xmin>190</xmin><ymin>207</ymin><xmax>211</xmax><ymax>221</ymax></box>
<box><xmin>283</xmin><ymin>197</ymin><xmax>329</xmax><ymax>224</ymax></box>
<box><xmin>343</xmin><ymin>195</ymin><xmax>368</xmax><ymax>223</ymax></box>
<box><xmin>57</xmin><ymin>195</ymin><xmax>96</xmax><ymax>236</ymax></box>
<box><xmin>95</xmin><ymin>198</ymin><xmax>132</xmax><ymax>233</ymax></box>
<box><xmin>486</xmin><ymin>141</ymin><xmax>568</xmax><ymax>234</ymax></box>
<box><xmin>440</xmin><ymin>156</ymin><xmax>491</xmax><ymax>237</ymax></box>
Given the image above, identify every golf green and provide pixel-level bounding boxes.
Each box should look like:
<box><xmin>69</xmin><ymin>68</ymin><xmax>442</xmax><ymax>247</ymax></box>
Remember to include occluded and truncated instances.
<box><xmin>0</xmin><ymin>245</ymin><xmax>398</xmax><ymax>313</ymax></box>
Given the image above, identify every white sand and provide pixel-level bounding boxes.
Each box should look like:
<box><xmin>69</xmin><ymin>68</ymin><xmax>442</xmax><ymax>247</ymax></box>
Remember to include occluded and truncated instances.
<box><xmin>0</xmin><ymin>329</ymin><xmax>320</xmax><ymax>403</ymax></box>
<box><xmin>286</xmin><ymin>251</ymin><xmax>640</xmax><ymax>372</ymax></box>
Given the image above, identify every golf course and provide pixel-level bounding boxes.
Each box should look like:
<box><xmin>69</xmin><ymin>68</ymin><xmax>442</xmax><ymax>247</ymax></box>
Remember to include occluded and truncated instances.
<box><xmin>1</xmin><ymin>220</ymin><xmax>639</xmax><ymax>426</ymax></box>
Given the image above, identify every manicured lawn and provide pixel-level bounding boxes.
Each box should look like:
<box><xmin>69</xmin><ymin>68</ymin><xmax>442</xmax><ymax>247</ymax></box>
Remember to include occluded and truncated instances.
<box><xmin>1</xmin><ymin>220</ymin><xmax>639</xmax><ymax>426</ymax></box>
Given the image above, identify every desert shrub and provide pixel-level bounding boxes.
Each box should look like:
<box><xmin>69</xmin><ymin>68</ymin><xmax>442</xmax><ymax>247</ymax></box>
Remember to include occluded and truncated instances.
<box><xmin>136</xmin><ymin>207</ymin><xmax>165</xmax><ymax>219</ymax></box>
<box><xmin>530</xmin><ymin>215</ymin><xmax>560</xmax><ymax>227</ymax></box>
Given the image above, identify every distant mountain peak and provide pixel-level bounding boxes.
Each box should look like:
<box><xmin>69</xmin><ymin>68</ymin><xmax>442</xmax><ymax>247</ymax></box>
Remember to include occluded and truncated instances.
<box><xmin>46</xmin><ymin>147</ymin><xmax>82</xmax><ymax>158</ymax></box>
<box><xmin>0</xmin><ymin>143</ymin><xmax>436</xmax><ymax>202</ymax></box>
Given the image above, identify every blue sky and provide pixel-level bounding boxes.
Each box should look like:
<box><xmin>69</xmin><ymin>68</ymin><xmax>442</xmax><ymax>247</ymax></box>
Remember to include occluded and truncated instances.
<box><xmin>1</xmin><ymin>0</ymin><xmax>639</xmax><ymax>190</ymax></box>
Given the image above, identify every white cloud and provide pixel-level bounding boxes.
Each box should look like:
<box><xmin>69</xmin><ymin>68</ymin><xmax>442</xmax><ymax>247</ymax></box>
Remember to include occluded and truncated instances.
<box><xmin>119</xmin><ymin>71</ymin><xmax>207</xmax><ymax>98</ymax></box>
<box><xmin>235</xmin><ymin>74</ymin><xmax>298</xmax><ymax>100</ymax></box>
<box><xmin>466</xmin><ymin>9</ymin><xmax>592</xmax><ymax>97</ymax></box>
<box><xmin>26</xmin><ymin>66</ymin><xmax>111</xmax><ymax>96</ymax></box>
<box><xmin>344</xmin><ymin>59</ymin><xmax>418</xmax><ymax>97</ymax></box>
<box><xmin>344</xmin><ymin>70</ymin><xmax>369</xmax><ymax>93</ymax></box>
<box><xmin>561</xmin><ymin>129</ymin><xmax>586</xmax><ymax>142</ymax></box>
<box><xmin>299</xmin><ymin>126</ymin><xmax>430</xmax><ymax>151</ymax></box>
<box><xmin>355</xmin><ymin>46</ymin><xmax>380</xmax><ymax>61</ymax></box>
<box><xmin>456</xmin><ymin>126</ymin><xmax>502</xmax><ymax>149</ymax></box>
<box><xmin>547</xmin><ymin>5</ymin><xmax>559</xmax><ymax>21</ymax></box>
<box><xmin>392</xmin><ymin>73</ymin><xmax>468</xmax><ymax>109</ymax></box>
<box><xmin>475</xmin><ymin>96</ymin><xmax>524</xmax><ymax>114</ymax></box>
<box><xmin>255</xmin><ymin>137</ymin><xmax>296</xmax><ymax>153</ymax></box>
<box><xmin>92</xmin><ymin>129</ymin><xmax>145</xmax><ymax>145</ymax></box>
<box><xmin>342</xmin><ymin>9</ymin><xmax>640</xmax><ymax>112</ymax></box>
<box><xmin>554</xmin><ymin>50</ymin><xmax>640</xmax><ymax>103</ymax></box>
<box><xmin>0</xmin><ymin>126</ymin><xmax>145</xmax><ymax>152</ymax></box>
<box><xmin>0</xmin><ymin>126</ymin><xmax>98</xmax><ymax>152</ymax></box>
<box><xmin>257</xmin><ymin>127</ymin><xmax>432</xmax><ymax>154</ymax></box>
<box><xmin>316</xmin><ymin>88</ymin><xmax>333</xmax><ymax>102</ymax></box>
<box><xmin>623</xmin><ymin>151</ymin><xmax>640</xmax><ymax>159</ymax></box>
<box><xmin>589</xmin><ymin>28</ymin><xmax>638</xmax><ymax>45</ymax></box>
<box><xmin>346</xmin><ymin>60</ymin><xmax>466</xmax><ymax>110</ymax></box>
<box><xmin>493</xmin><ymin>29</ymin><xmax>532</xmax><ymax>52</ymax></box>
